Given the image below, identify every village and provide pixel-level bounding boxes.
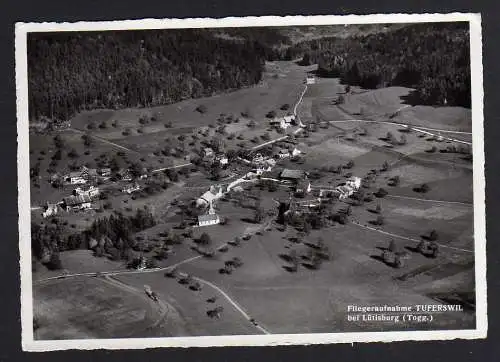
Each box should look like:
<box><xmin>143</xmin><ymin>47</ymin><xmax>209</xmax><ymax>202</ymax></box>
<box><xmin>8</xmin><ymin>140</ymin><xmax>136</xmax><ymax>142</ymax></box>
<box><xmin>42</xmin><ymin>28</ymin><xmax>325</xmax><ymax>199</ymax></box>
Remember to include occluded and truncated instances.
<box><xmin>31</xmin><ymin>58</ymin><xmax>475</xmax><ymax>339</ymax></box>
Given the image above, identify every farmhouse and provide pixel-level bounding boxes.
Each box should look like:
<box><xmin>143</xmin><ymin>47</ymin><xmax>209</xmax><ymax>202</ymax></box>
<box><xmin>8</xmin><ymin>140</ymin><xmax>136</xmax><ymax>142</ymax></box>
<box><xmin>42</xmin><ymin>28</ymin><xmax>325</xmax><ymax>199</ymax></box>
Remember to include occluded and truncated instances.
<box><xmin>42</xmin><ymin>202</ymin><xmax>63</xmax><ymax>218</ymax></box>
<box><xmin>65</xmin><ymin>170</ymin><xmax>87</xmax><ymax>185</ymax></box>
<box><xmin>122</xmin><ymin>183</ymin><xmax>141</xmax><ymax>194</ymax></box>
<box><xmin>198</xmin><ymin>213</ymin><xmax>220</xmax><ymax>227</ymax></box>
<box><xmin>62</xmin><ymin>194</ymin><xmax>92</xmax><ymax>211</ymax></box>
<box><xmin>196</xmin><ymin>185</ymin><xmax>225</xmax><ymax>207</ymax></box>
<box><xmin>203</xmin><ymin>147</ymin><xmax>215</xmax><ymax>158</ymax></box>
<box><xmin>73</xmin><ymin>185</ymin><xmax>100</xmax><ymax>199</ymax></box>
<box><xmin>306</xmin><ymin>76</ymin><xmax>316</xmax><ymax>84</ymax></box>
<box><xmin>277</xmin><ymin>149</ymin><xmax>291</xmax><ymax>159</ymax></box>
<box><xmin>215</xmin><ymin>154</ymin><xmax>229</xmax><ymax>166</ymax></box>
<box><xmin>280</xmin><ymin>169</ymin><xmax>307</xmax><ymax>183</ymax></box>
<box><xmin>270</xmin><ymin>116</ymin><xmax>294</xmax><ymax>130</ymax></box>
<box><xmin>98</xmin><ymin>168</ymin><xmax>112</xmax><ymax>177</ymax></box>
<box><xmin>295</xmin><ymin>180</ymin><xmax>311</xmax><ymax>195</ymax></box>
<box><xmin>117</xmin><ymin>168</ymin><xmax>133</xmax><ymax>181</ymax></box>
<box><xmin>335</xmin><ymin>176</ymin><xmax>362</xmax><ymax>200</ymax></box>
<box><xmin>198</xmin><ymin>202</ymin><xmax>220</xmax><ymax>227</ymax></box>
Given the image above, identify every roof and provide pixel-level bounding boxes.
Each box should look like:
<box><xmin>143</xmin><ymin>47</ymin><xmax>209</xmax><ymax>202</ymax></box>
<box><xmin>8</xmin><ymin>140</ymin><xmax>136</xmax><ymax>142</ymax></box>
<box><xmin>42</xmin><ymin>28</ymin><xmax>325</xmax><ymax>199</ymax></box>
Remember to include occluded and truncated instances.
<box><xmin>280</xmin><ymin>169</ymin><xmax>306</xmax><ymax>180</ymax></box>
<box><xmin>198</xmin><ymin>214</ymin><xmax>219</xmax><ymax>223</ymax></box>
<box><xmin>63</xmin><ymin>194</ymin><xmax>92</xmax><ymax>206</ymax></box>
<box><xmin>68</xmin><ymin>171</ymin><xmax>84</xmax><ymax>178</ymax></box>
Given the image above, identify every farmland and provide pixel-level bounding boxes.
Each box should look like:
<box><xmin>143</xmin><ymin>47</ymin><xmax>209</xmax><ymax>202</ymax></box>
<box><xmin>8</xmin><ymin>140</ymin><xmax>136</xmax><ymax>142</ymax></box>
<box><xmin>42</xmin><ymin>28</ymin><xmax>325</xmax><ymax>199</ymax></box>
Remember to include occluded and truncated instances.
<box><xmin>31</xmin><ymin>53</ymin><xmax>476</xmax><ymax>338</ymax></box>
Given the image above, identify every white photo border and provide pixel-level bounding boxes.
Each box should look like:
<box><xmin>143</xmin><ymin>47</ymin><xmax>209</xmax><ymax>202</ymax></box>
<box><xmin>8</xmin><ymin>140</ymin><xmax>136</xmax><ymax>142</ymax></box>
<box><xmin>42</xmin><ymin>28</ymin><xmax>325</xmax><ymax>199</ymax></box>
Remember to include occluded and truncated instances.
<box><xmin>16</xmin><ymin>12</ymin><xmax>486</xmax><ymax>352</ymax></box>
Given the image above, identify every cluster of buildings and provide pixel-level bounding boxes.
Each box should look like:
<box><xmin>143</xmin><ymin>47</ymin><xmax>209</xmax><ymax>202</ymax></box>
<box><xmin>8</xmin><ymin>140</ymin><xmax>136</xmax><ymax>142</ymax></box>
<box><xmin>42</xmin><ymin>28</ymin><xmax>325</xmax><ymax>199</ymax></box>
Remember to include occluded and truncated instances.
<box><xmin>269</xmin><ymin>115</ymin><xmax>297</xmax><ymax>130</ymax></box>
<box><xmin>203</xmin><ymin>147</ymin><xmax>228</xmax><ymax>167</ymax></box>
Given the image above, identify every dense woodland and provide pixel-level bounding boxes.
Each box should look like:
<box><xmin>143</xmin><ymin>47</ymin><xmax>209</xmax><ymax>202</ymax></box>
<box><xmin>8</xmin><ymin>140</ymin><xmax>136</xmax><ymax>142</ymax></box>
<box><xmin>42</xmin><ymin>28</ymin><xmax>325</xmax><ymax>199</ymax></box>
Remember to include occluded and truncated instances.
<box><xmin>289</xmin><ymin>23</ymin><xmax>471</xmax><ymax>107</ymax></box>
<box><xmin>28</xmin><ymin>23</ymin><xmax>471</xmax><ymax>123</ymax></box>
<box><xmin>28</xmin><ymin>29</ymin><xmax>268</xmax><ymax>122</ymax></box>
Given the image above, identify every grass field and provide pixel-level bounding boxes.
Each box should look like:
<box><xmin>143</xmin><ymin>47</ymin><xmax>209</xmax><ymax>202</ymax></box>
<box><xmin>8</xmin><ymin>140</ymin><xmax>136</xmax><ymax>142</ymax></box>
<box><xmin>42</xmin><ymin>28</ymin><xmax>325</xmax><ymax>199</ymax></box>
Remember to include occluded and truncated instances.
<box><xmin>34</xmin><ymin>276</ymin><xmax>184</xmax><ymax>339</ymax></box>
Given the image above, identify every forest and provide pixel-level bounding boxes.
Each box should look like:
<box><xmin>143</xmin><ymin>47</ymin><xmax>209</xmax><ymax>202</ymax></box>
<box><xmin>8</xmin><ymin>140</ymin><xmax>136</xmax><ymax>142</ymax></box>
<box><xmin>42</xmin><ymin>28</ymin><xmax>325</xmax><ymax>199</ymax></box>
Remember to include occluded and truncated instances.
<box><xmin>28</xmin><ymin>29</ymin><xmax>269</xmax><ymax>122</ymax></box>
<box><xmin>28</xmin><ymin>22</ymin><xmax>471</xmax><ymax>124</ymax></box>
<box><xmin>289</xmin><ymin>22</ymin><xmax>471</xmax><ymax>107</ymax></box>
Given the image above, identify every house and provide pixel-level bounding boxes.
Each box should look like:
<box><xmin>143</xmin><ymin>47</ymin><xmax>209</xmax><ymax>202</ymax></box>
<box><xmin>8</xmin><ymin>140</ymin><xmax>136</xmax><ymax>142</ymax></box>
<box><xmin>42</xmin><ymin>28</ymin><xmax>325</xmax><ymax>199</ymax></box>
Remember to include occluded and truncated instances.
<box><xmin>198</xmin><ymin>201</ymin><xmax>220</xmax><ymax>227</ymax></box>
<box><xmin>280</xmin><ymin>169</ymin><xmax>307</xmax><ymax>183</ymax></box>
<box><xmin>215</xmin><ymin>154</ymin><xmax>229</xmax><ymax>166</ymax></box>
<box><xmin>62</xmin><ymin>194</ymin><xmax>92</xmax><ymax>211</ymax></box>
<box><xmin>42</xmin><ymin>202</ymin><xmax>62</xmax><ymax>218</ymax></box>
<box><xmin>122</xmin><ymin>183</ymin><xmax>141</xmax><ymax>194</ymax></box>
<box><xmin>98</xmin><ymin>168</ymin><xmax>112</xmax><ymax>177</ymax></box>
<box><xmin>283</xmin><ymin>115</ymin><xmax>296</xmax><ymax>124</ymax></box>
<box><xmin>270</xmin><ymin>117</ymin><xmax>293</xmax><ymax>130</ymax></box>
<box><xmin>203</xmin><ymin>147</ymin><xmax>215</xmax><ymax>158</ymax></box>
<box><xmin>295</xmin><ymin>180</ymin><xmax>311</xmax><ymax>194</ymax></box>
<box><xmin>198</xmin><ymin>213</ymin><xmax>220</xmax><ymax>227</ymax></box>
<box><xmin>346</xmin><ymin>176</ymin><xmax>362</xmax><ymax>190</ymax></box>
<box><xmin>252</xmin><ymin>153</ymin><xmax>265</xmax><ymax>165</ymax></box>
<box><xmin>196</xmin><ymin>185</ymin><xmax>225</xmax><ymax>207</ymax></box>
<box><xmin>65</xmin><ymin>171</ymin><xmax>87</xmax><ymax>185</ymax></box>
<box><xmin>306</xmin><ymin>76</ymin><xmax>316</xmax><ymax>85</ymax></box>
<box><xmin>291</xmin><ymin>147</ymin><xmax>302</xmax><ymax>157</ymax></box>
<box><xmin>73</xmin><ymin>185</ymin><xmax>100</xmax><ymax>199</ymax></box>
<box><xmin>277</xmin><ymin>149</ymin><xmax>291</xmax><ymax>159</ymax></box>
<box><xmin>118</xmin><ymin>168</ymin><xmax>133</xmax><ymax>181</ymax></box>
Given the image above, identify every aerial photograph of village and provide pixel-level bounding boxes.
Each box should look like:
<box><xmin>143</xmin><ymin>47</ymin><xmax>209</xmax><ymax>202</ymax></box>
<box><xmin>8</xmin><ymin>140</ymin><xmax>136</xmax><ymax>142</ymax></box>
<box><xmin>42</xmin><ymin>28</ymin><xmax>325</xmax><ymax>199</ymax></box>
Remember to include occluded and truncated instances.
<box><xmin>26</xmin><ymin>20</ymin><xmax>477</xmax><ymax>340</ymax></box>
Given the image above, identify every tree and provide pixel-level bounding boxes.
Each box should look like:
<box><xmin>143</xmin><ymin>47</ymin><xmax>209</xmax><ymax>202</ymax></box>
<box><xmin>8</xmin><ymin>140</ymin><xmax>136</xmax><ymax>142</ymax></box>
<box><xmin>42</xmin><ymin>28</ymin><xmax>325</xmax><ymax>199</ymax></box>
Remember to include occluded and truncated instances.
<box><xmin>345</xmin><ymin>160</ymin><xmax>354</xmax><ymax>169</ymax></box>
<box><xmin>375</xmin><ymin>203</ymin><xmax>382</xmax><ymax>214</ymax></box>
<box><xmin>375</xmin><ymin>188</ymin><xmax>388</xmax><ymax>198</ymax></box>
<box><xmin>388</xmin><ymin>239</ymin><xmax>397</xmax><ymax>252</ymax></box>
<box><xmin>254</xmin><ymin>207</ymin><xmax>265</xmax><ymax>223</ymax></box>
<box><xmin>399</xmin><ymin>134</ymin><xmax>407</xmax><ymax>145</ymax></box>
<box><xmin>299</xmin><ymin>53</ymin><xmax>311</xmax><ymax>66</ymax></box>
<box><xmin>428</xmin><ymin>230</ymin><xmax>439</xmax><ymax>241</ymax></box>
<box><xmin>198</xmin><ymin>232</ymin><xmax>212</xmax><ymax>246</ymax></box>
<box><xmin>196</xmin><ymin>105</ymin><xmax>208</xmax><ymax>114</ymax></box>
<box><xmin>381</xmin><ymin>161</ymin><xmax>390</xmax><ymax>172</ymax></box>
<box><xmin>45</xmin><ymin>252</ymin><xmax>63</xmax><ymax>270</ymax></box>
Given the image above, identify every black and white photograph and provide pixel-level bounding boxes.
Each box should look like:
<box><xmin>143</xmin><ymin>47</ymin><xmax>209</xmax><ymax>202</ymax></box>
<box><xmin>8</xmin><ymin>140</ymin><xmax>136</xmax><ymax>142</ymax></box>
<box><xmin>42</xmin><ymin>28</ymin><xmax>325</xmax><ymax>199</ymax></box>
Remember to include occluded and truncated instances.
<box><xmin>16</xmin><ymin>13</ymin><xmax>486</xmax><ymax>351</ymax></box>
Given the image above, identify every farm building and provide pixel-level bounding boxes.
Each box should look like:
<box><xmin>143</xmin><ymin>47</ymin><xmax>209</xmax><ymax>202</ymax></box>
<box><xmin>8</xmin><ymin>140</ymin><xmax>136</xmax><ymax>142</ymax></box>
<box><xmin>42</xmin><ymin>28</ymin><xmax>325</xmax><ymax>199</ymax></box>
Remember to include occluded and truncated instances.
<box><xmin>62</xmin><ymin>194</ymin><xmax>92</xmax><ymax>211</ymax></box>
<box><xmin>65</xmin><ymin>171</ymin><xmax>87</xmax><ymax>185</ymax></box>
<box><xmin>280</xmin><ymin>169</ymin><xmax>307</xmax><ymax>183</ymax></box>
<box><xmin>203</xmin><ymin>147</ymin><xmax>215</xmax><ymax>158</ymax></box>
<box><xmin>42</xmin><ymin>202</ymin><xmax>63</xmax><ymax>218</ymax></box>
<box><xmin>295</xmin><ymin>180</ymin><xmax>311</xmax><ymax>195</ymax></box>
<box><xmin>196</xmin><ymin>185</ymin><xmax>225</xmax><ymax>207</ymax></box>
<box><xmin>198</xmin><ymin>202</ymin><xmax>220</xmax><ymax>227</ymax></box>
<box><xmin>98</xmin><ymin>168</ymin><xmax>112</xmax><ymax>177</ymax></box>
<box><xmin>215</xmin><ymin>154</ymin><xmax>229</xmax><ymax>166</ymax></box>
<box><xmin>270</xmin><ymin>117</ymin><xmax>293</xmax><ymax>130</ymax></box>
<box><xmin>198</xmin><ymin>213</ymin><xmax>220</xmax><ymax>227</ymax></box>
<box><xmin>335</xmin><ymin>176</ymin><xmax>362</xmax><ymax>200</ymax></box>
<box><xmin>73</xmin><ymin>185</ymin><xmax>100</xmax><ymax>199</ymax></box>
<box><xmin>122</xmin><ymin>183</ymin><xmax>141</xmax><ymax>194</ymax></box>
<box><xmin>306</xmin><ymin>76</ymin><xmax>316</xmax><ymax>84</ymax></box>
<box><xmin>291</xmin><ymin>147</ymin><xmax>302</xmax><ymax>157</ymax></box>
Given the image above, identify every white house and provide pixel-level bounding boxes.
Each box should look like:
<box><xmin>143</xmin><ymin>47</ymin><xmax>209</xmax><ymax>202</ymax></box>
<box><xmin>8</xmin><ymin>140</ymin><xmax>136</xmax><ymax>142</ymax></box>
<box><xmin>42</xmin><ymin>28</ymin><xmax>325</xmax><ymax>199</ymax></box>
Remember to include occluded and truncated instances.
<box><xmin>122</xmin><ymin>183</ymin><xmax>141</xmax><ymax>194</ymax></box>
<box><xmin>306</xmin><ymin>76</ymin><xmax>316</xmax><ymax>85</ymax></box>
<box><xmin>65</xmin><ymin>171</ymin><xmax>87</xmax><ymax>185</ymax></box>
<box><xmin>291</xmin><ymin>147</ymin><xmax>302</xmax><ymax>157</ymax></box>
<box><xmin>346</xmin><ymin>176</ymin><xmax>362</xmax><ymax>190</ymax></box>
<box><xmin>215</xmin><ymin>154</ymin><xmax>229</xmax><ymax>166</ymax></box>
<box><xmin>198</xmin><ymin>201</ymin><xmax>220</xmax><ymax>227</ymax></box>
<box><xmin>198</xmin><ymin>213</ymin><xmax>220</xmax><ymax>227</ymax></box>
<box><xmin>283</xmin><ymin>115</ymin><xmax>296</xmax><ymax>124</ymax></box>
<box><xmin>42</xmin><ymin>203</ymin><xmax>62</xmax><ymax>218</ymax></box>
<box><xmin>73</xmin><ymin>185</ymin><xmax>100</xmax><ymax>199</ymax></box>
<box><xmin>278</xmin><ymin>149</ymin><xmax>291</xmax><ymax>159</ymax></box>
